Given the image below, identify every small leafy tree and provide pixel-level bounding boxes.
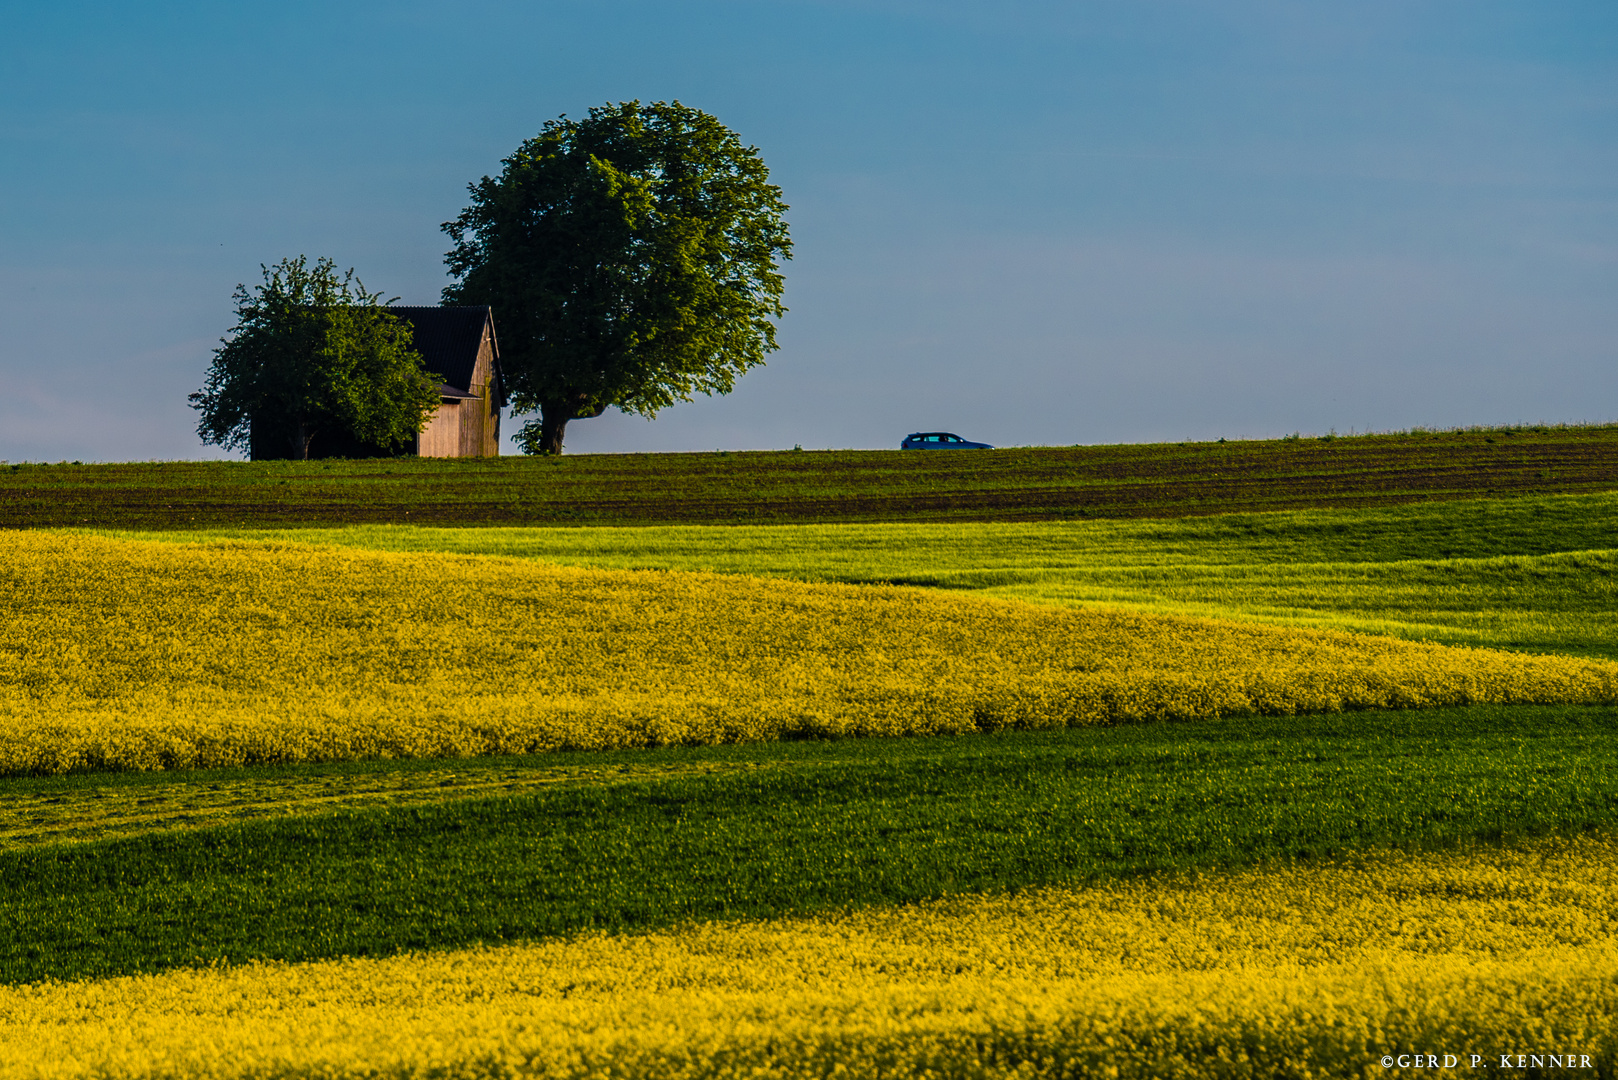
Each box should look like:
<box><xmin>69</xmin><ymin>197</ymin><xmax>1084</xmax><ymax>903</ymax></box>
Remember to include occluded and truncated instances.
<box><xmin>190</xmin><ymin>256</ymin><xmax>443</xmax><ymax>459</ymax></box>
<box><xmin>442</xmin><ymin>100</ymin><xmax>791</xmax><ymax>454</ymax></box>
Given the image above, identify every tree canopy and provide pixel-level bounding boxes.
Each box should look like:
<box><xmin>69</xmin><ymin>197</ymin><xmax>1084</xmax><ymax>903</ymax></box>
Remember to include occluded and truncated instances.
<box><xmin>191</xmin><ymin>257</ymin><xmax>443</xmax><ymax>460</ymax></box>
<box><xmin>441</xmin><ymin>100</ymin><xmax>791</xmax><ymax>454</ymax></box>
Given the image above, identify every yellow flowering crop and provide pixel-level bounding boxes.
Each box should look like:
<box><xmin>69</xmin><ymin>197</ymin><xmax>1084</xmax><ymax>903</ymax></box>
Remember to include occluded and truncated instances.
<box><xmin>4</xmin><ymin>531</ymin><xmax>1617</xmax><ymax>775</ymax></box>
<box><xmin>3</xmin><ymin>835</ymin><xmax>1613</xmax><ymax>1078</ymax></box>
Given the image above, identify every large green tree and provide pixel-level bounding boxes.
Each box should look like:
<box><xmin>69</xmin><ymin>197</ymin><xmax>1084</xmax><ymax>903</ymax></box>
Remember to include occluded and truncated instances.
<box><xmin>441</xmin><ymin>100</ymin><xmax>791</xmax><ymax>454</ymax></box>
<box><xmin>190</xmin><ymin>256</ymin><xmax>443</xmax><ymax>460</ymax></box>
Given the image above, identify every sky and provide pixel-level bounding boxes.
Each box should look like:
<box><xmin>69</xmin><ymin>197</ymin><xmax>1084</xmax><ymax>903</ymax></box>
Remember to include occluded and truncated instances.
<box><xmin>2</xmin><ymin>1</ymin><xmax>1614</xmax><ymax>460</ymax></box>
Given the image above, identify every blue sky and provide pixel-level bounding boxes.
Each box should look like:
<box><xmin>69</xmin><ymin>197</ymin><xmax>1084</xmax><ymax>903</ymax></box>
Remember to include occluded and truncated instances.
<box><xmin>2</xmin><ymin>1</ymin><xmax>1613</xmax><ymax>459</ymax></box>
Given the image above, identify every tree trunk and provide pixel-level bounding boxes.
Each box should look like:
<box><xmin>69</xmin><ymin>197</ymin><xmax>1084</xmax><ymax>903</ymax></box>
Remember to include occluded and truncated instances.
<box><xmin>537</xmin><ymin>399</ymin><xmax>607</xmax><ymax>455</ymax></box>
<box><xmin>535</xmin><ymin>406</ymin><xmax>571</xmax><ymax>456</ymax></box>
<box><xmin>287</xmin><ymin>422</ymin><xmax>317</xmax><ymax>460</ymax></box>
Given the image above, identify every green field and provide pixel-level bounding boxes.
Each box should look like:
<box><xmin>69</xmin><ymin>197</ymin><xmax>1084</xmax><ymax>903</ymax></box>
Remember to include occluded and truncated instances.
<box><xmin>7</xmin><ymin>422</ymin><xmax>1618</xmax><ymax>528</ymax></box>
<box><xmin>5</xmin><ymin>703</ymin><xmax>1615</xmax><ymax>985</ymax></box>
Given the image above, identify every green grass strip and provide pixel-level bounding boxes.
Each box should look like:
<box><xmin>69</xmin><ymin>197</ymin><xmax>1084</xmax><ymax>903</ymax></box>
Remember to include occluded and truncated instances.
<box><xmin>120</xmin><ymin>489</ymin><xmax>1618</xmax><ymax>567</ymax></box>
<box><xmin>5</xmin><ymin>703</ymin><xmax>1616</xmax><ymax>985</ymax></box>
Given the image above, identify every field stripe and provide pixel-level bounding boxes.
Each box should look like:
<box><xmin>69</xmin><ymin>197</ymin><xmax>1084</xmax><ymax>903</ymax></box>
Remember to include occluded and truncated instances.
<box><xmin>5</xmin><ymin>531</ymin><xmax>1618</xmax><ymax>775</ymax></box>
<box><xmin>97</xmin><ymin>491</ymin><xmax>1618</xmax><ymax>659</ymax></box>
<box><xmin>4</xmin><ymin>833</ymin><xmax>1614</xmax><ymax>1079</ymax></box>
<box><xmin>6</xmin><ymin>706</ymin><xmax>1617</xmax><ymax>985</ymax></box>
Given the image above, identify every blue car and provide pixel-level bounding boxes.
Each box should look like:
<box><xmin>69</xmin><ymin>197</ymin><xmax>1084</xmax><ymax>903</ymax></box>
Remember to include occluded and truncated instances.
<box><xmin>901</xmin><ymin>431</ymin><xmax>994</xmax><ymax>450</ymax></box>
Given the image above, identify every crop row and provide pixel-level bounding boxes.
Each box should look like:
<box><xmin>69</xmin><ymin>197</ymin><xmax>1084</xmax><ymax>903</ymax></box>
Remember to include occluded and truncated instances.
<box><xmin>5</xmin><ymin>533</ymin><xmax>1618</xmax><ymax>774</ymax></box>
<box><xmin>4</xmin><ymin>834</ymin><xmax>1613</xmax><ymax>1079</ymax></box>
<box><xmin>5</xmin><ymin>424</ymin><xmax>1618</xmax><ymax>529</ymax></box>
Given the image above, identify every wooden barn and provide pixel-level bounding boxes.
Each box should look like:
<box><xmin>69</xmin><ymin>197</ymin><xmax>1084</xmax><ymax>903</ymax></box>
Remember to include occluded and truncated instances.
<box><xmin>390</xmin><ymin>305</ymin><xmax>504</xmax><ymax>458</ymax></box>
<box><xmin>248</xmin><ymin>305</ymin><xmax>506</xmax><ymax>460</ymax></box>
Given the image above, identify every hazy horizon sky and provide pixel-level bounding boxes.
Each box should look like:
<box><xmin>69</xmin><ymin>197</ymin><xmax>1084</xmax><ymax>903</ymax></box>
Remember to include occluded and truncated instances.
<box><xmin>2</xmin><ymin>1</ymin><xmax>1613</xmax><ymax>460</ymax></box>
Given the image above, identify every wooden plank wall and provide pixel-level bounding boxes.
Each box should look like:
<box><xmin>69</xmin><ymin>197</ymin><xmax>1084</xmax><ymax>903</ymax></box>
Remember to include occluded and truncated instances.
<box><xmin>417</xmin><ymin>402</ymin><xmax>463</xmax><ymax>457</ymax></box>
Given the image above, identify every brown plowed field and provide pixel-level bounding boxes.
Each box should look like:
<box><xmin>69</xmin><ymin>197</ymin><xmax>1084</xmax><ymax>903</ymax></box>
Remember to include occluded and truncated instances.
<box><xmin>3</xmin><ymin>426</ymin><xmax>1616</xmax><ymax>530</ymax></box>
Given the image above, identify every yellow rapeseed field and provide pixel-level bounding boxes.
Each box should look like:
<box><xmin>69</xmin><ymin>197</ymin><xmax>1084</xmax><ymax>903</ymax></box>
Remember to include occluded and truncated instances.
<box><xmin>3</xmin><ymin>835</ymin><xmax>1613</xmax><ymax>1079</ymax></box>
<box><xmin>4</xmin><ymin>531</ymin><xmax>1618</xmax><ymax>774</ymax></box>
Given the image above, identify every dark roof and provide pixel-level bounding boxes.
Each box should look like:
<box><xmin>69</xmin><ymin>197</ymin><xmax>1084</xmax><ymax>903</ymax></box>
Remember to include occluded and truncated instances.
<box><xmin>386</xmin><ymin>306</ymin><xmax>504</xmax><ymax>405</ymax></box>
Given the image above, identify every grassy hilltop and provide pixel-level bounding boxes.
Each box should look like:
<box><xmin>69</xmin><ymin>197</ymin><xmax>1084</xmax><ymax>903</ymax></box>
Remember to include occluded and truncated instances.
<box><xmin>4</xmin><ymin>422</ymin><xmax>1618</xmax><ymax>528</ymax></box>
